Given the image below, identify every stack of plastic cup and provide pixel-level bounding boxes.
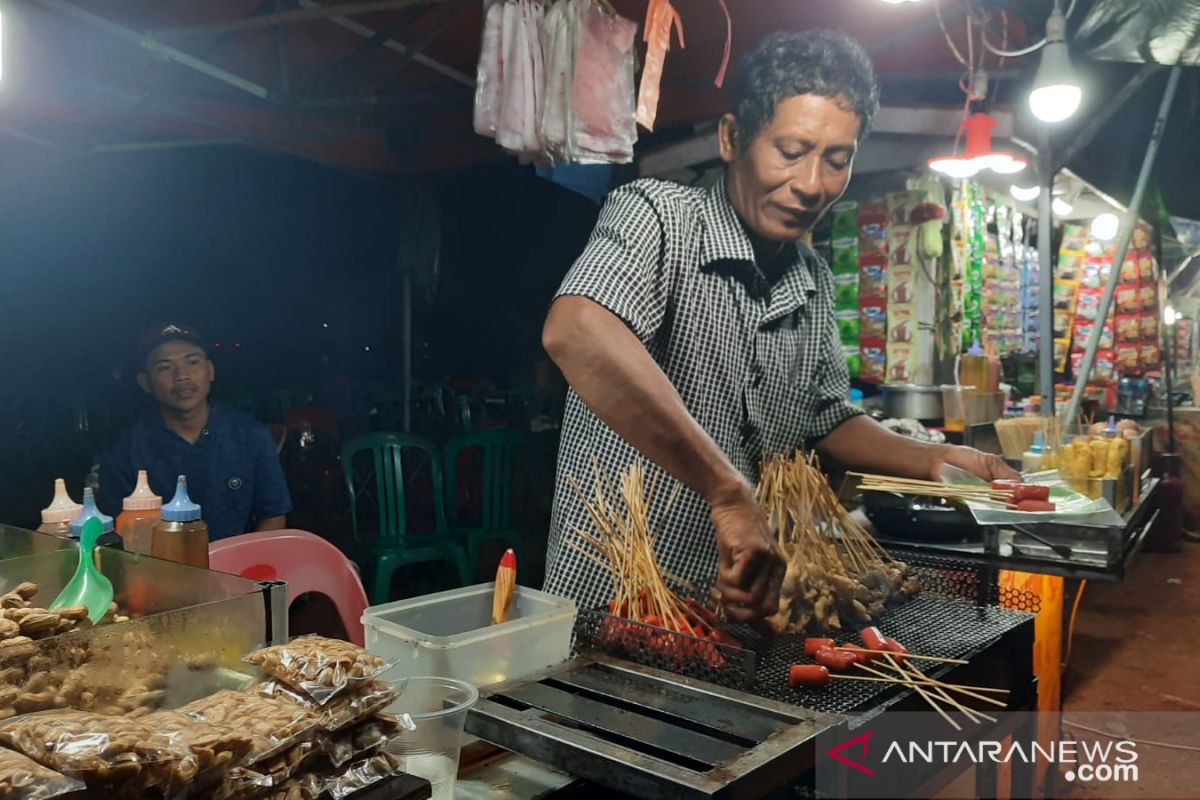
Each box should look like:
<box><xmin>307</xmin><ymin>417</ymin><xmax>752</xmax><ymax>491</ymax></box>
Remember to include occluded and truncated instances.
<box><xmin>386</xmin><ymin>676</ymin><xmax>478</xmax><ymax>799</ymax></box>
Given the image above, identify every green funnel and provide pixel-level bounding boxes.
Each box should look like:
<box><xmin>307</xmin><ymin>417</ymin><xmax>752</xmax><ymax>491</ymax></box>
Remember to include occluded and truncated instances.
<box><xmin>49</xmin><ymin>517</ymin><xmax>114</xmax><ymax>624</ymax></box>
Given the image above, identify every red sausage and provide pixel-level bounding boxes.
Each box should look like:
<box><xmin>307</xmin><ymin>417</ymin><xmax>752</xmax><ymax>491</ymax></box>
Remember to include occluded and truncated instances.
<box><xmin>860</xmin><ymin>626</ymin><xmax>887</xmax><ymax>652</ymax></box>
<box><xmin>841</xmin><ymin>644</ymin><xmax>876</xmax><ymax>664</ymax></box>
<box><xmin>1012</xmin><ymin>485</ymin><xmax>1050</xmax><ymax>502</ymax></box>
<box><xmin>804</xmin><ymin>637</ymin><xmax>835</xmax><ymax>657</ymax></box>
<box><xmin>814</xmin><ymin>646</ymin><xmax>858</xmax><ymax>671</ymax></box>
<box><xmin>788</xmin><ymin>664</ymin><xmax>831</xmax><ymax>688</ymax></box>
<box><xmin>882</xmin><ymin>636</ymin><xmax>909</xmax><ymax>665</ymax></box>
<box><xmin>1016</xmin><ymin>499</ymin><xmax>1056</xmax><ymax>512</ymax></box>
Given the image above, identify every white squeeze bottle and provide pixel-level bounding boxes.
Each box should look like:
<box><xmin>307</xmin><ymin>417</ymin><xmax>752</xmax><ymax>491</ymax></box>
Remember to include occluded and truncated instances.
<box><xmin>37</xmin><ymin>479</ymin><xmax>83</xmax><ymax>536</ymax></box>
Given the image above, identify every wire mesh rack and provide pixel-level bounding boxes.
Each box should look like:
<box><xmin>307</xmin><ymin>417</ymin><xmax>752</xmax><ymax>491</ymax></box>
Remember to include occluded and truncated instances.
<box><xmin>573</xmin><ymin>552</ymin><xmax>1037</xmax><ymax>715</ymax></box>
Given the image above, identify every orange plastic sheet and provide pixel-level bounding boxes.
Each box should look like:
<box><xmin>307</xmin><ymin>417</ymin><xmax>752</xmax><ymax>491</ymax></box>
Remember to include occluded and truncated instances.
<box><xmin>635</xmin><ymin>0</ymin><xmax>731</xmax><ymax>130</ymax></box>
<box><xmin>635</xmin><ymin>0</ymin><xmax>683</xmax><ymax>131</ymax></box>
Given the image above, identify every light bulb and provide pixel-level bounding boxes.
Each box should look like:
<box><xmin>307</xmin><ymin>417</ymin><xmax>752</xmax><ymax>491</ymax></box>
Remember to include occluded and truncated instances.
<box><xmin>1029</xmin><ymin>12</ymin><xmax>1082</xmax><ymax>124</ymax></box>
<box><xmin>1090</xmin><ymin>213</ymin><xmax>1120</xmax><ymax>242</ymax></box>
<box><xmin>1030</xmin><ymin>84</ymin><xmax>1083</xmax><ymax>123</ymax></box>
<box><xmin>928</xmin><ymin>157</ymin><xmax>979</xmax><ymax>179</ymax></box>
<box><xmin>1164</xmin><ymin>305</ymin><xmax>1178</xmax><ymax>326</ymax></box>
<box><xmin>1010</xmin><ymin>185</ymin><xmax>1041</xmax><ymax>202</ymax></box>
<box><xmin>1052</xmin><ymin>197</ymin><xmax>1074</xmax><ymax>217</ymax></box>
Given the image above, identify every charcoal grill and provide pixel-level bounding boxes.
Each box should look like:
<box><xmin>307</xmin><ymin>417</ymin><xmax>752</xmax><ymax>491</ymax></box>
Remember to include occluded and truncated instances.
<box><xmin>468</xmin><ymin>552</ymin><xmax>1037</xmax><ymax>798</ymax></box>
<box><xmin>466</xmin><ymin>655</ymin><xmax>841</xmax><ymax>800</ymax></box>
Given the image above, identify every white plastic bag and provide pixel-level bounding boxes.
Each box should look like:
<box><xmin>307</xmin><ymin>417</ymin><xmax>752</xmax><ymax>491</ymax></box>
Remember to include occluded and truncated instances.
<box><xmin>570</xmin><ymin>0</ymin><xmax>637</xmax><ymax>163</ymax></box>
<box><xmin>473</xmin><ymin>0</ymin><xmax>505</xmax><ymax>137</ymax></box>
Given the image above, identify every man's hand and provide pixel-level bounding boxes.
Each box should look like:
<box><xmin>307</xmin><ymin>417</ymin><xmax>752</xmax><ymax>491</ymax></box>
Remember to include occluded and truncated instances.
<box><xmin>930</xmin><ymin>444</ymin><xmax>1020</xmax><ymax>482</ymax></box>
<box><xmin>708</xmin><ymin>482</ymin><xmax>785</xmax><ymax>623</ymax></box>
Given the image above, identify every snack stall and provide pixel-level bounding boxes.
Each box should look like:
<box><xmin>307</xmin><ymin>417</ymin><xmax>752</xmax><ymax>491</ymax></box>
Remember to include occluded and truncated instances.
<box><xmin>454</xmin><ymin>459</ymin><xmax>1041</xmax><ymax>799</ymax></box>
<box><xmin>0</xmin><ymin>524</ymin><xmax>433</xmax><ymax>800</ymax></box>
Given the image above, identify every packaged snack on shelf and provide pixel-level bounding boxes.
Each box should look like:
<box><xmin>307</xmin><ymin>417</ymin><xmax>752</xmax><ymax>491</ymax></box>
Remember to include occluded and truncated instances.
<box><xmin>1131</xmin><ymin>226</ymin><xmax>1151</xmax><ymax>250</ymax></box>
<box><xmin>888</xmin><ymin>266</ymin><xmax>915</xmax><ymax>305</ymax></box>
<box><xmin>834</xmin><ymin>274</ymin><xmax>859</xmax><ymax>311</ymax></box>
<box><xmin>861</xmin><ymin>346</ymin><xmax>886</xmax><ymax>383</ymax></box>
<box><xmin>327</xmin><ymin>751</ymin><xmax>404</xmax><ymax>800</ymax></box>
<box><xmin>836</xmin><ymin>311</ymin><xmax>861</xmax><ymax>346</ymax></box>
<box><xmin>1115</xmin><ymin>284</ymin><xmax>1138</xmax><ymax>314</ymax></box>
<box><xmin>859</xmin><ymin>221</ymin><xmax>888</xmax><ymax>260</ymax></box>
<box><xmin>860</xmin><ymin>302</ymin><xmax>887</xmax><ymax>341</ymax></box>
<box><xmin>1140</xmin><ymin>343</ymin><xmax>1161</xmax><ymax>369</ymax></box>
<box><xmin>887</xmin><ymin>305</ymin><xmax>914</xmax><ymax>344</ymax></box>
<box><xmin>1054</xmin><ymin>309</ymin><xmax>1073</xmax><ymax>338</ymax></box>
<box><xmin>1076</xmin><ymin>290</ymin><xmax>1102</xmax><ymax>321</ymax></box>
<box><xmin>1116</xmin><ymin>345</ymin><xmax>1140</xmax><ymax>371</ymax></box>
<box><xmin>180</xmin><ymin>690</ymin><xmax>321</xmax><ymax>765</ymax></box>
<box><xmin>256</xmin><ymin>680</ymin><xmax>399</xmax><ymax>734</ymax></box>
<box><xmin>1057</xmin><ymin>250</ymin><xmax>1085</xmax><ymax>281</ymax></box>
<box><xmin>858</xmin><ymin>259</ymin><xmax>887</xmax><ymax>300</ymax></box>
<box><xmin>1140</xmin><ymin>314</ymin><xmax>1158</xmax><ymax>340</ymax></box>
<box><xmin>1053</xmin><ymin>279</ymin><xmax>1080</xmax><ymax>311</ymax></box>
<box><xmin>1082</xmin><ymin>258</ymin><xmax>1112</xmax><ymax>289</ymax></box>
<box><xmin>844</xmin><ymin>346</ymin><xmax>861</xmax><ymax>379</ymax></box>
<box><xmin>885</xmin><ymin>343</ymin><xmax>915</xmax><ymax>383</ymax></box>
<box><xmin>1061</xmin><ymin>224</ymin><xmax>1088</xmax><ymax>251</ymax></box>
<box><xmin>140</xmin><ymin>709</ymin><xmax>256</xmax><ymax>793</ymax></box>
<box><xmin>323</xmin><ymin>715</ymin><xmax>403</xmax><ymax>769</ymax></box>
<box><xmin>1118</xmin><ymin>255</ymin><xmax>1138</xmax><ymax>284</ymax></box>
<box><xmin>1054</xmin><ymin>338</ymin><xmax>1071</xmax><ymax>372</ymax></box>
<box><xmin>0</xmin><ymin>748</ymin><xmax>84</xmax><ymax>800</ymax></box>
<box><xmin>0</xmin><ymin>710</ymin><xmax>189</xmax><ymax>792</ymax></box>
<box><xmin>1138</xmin><ymin>284</ymin><xmax>1157</xmax><ymax>312</ymax></box>
<box><xmin>245</xmin><ymin>636</ymin><xmax>390</xmax><ymax>704</ymax></box>
<box><xmin>1138</xmin><ymin>252</ymin><xmax>1155</xmax><ymax>281</ymax></box>
<box><xmin>1070</xmin><ymin>350</ymin><xmax>1083</xmax><ymax>378</ymax></box>
<box><xmin>888</xmin><ymin>229</ymin><xmax>913</xmax><ymax>267</ymax></box>
<box><xmin>1116</xmin><ymin>314</ymin><xmax>1140</xmax><ymax>343</ymax></box>
<box><xmin>1094</xmin><ymin>350</ymin><xmax>1116</xmax><ymax>383</ymax></box>
<box><xmin>831</xmin><ymin>201</ymin><xmax>859</xmax><ymax>241</ymax></box>
<box><xmin>832</xmin><ymin>241</ymin><xmax>859</xmax><ymax>275</ymax></box>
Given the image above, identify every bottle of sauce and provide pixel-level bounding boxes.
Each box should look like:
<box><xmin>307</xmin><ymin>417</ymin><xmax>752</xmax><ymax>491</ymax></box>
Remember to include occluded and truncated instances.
<box><xmin>116</xmin><ymin>470</ymin><xmax>161</xmax><ymax>556</ymax></box>
<box><xmin>152</xmin><ymin>476</ymin><xmax>209</xmax><ymax>569</ymax></box>
<box><xmin>1022</xmin><ymin>432</ymin><xmax>1045</xmax><ymax>473</ymax></box>
<box><xmin>958</xmin><ymin>340</ymin><xmax>989</xmax><ymax>395</ymax></box>
<box><xmin>68</xmin><ymin>488</ymin><xmax>114</xmax><ymax>541</ymax></box>
<box><xmin>38</xmin><ymin>479</ymin><xmax>83</xmax><ymax>536</ymax></box>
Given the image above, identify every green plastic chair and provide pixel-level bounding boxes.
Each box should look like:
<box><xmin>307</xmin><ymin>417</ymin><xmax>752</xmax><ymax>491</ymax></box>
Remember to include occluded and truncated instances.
<box><xmin>341</xmin><ymin>432</ymin><xmax>472</xmax><ymax>604</ymax></box>
<box><xmin>443</xmin><ymin>430</ymin><xmax>528</xmax><ymax>575</ymax></box>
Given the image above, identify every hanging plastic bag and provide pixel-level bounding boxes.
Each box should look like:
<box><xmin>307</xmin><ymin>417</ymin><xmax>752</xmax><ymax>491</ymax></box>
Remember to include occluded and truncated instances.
<box><xmin>572</xmin><ymin>0</ymin><xmax>638</xmax><ymax>163</ymax></box>
<box><xmin>540</xmin><ymin>0</ymin><xmax>576</xmax><ymax>160</ymax></box>
<box><xmin>473</xmin><ymin>0</ymin><xmax>505</xmax><ymax>137</ymax></box>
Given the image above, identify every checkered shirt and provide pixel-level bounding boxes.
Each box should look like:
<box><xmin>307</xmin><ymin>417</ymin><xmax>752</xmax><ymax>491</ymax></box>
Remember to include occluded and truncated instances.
<box><xmin>543</xmin><ymin>177</ymin><xmax>863</xmax><ymax>611</ymax></box>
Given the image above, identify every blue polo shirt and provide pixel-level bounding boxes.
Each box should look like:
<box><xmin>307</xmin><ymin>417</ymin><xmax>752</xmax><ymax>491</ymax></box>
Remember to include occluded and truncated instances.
<box><xmin>97</xmin><ymin>404</ymin><xmax>292</xmax><ymax>540</ymax></box>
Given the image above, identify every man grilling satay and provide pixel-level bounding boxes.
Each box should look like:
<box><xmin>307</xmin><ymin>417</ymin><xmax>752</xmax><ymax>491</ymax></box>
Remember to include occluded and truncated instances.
<box><xmin>541</xmin><ymin>31</ymin><xmax>1018</xmax><ymax>623</ymax></box>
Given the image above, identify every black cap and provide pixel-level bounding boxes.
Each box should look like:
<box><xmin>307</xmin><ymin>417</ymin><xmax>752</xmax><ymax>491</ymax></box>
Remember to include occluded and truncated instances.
<box><xmin>136</xmin><ymin>322</ymin><xmax>208</xmax><ymax>368</ymax></box>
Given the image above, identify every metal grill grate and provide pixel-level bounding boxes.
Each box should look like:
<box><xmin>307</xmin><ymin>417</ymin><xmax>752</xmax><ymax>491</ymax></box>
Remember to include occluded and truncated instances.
<box><xmin>573</xmin><ymin>553</ymin><xmax>1037</xmax><ymax>713</ymax></box>
<box><xmin>736</xmin><ymin>595</ymin><xmax>1032</xmax><ymax>713</ymax></box>
<box><xmin>574</xmin><ymin>610</ymin><xmax>756</xmax><ymax>690</ymax></box>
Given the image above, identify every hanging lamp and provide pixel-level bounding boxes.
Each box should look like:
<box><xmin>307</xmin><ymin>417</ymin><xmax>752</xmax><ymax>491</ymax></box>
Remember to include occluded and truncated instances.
<box><xmin>928</xmin><ymin>112</ymin><xmax>1028</xmax><ymax>179</ymax></box>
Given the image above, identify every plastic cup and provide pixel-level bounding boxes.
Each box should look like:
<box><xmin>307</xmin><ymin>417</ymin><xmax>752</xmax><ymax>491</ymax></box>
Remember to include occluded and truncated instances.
<box><xmin>386</xmin><ymin>676</ymin><xmax>478</xmax><ymax>800</ymax></box>
<box><xmin>941</xmin><ymin>385</ymin><xmax>973</xmax><ymax>432</ymax></box>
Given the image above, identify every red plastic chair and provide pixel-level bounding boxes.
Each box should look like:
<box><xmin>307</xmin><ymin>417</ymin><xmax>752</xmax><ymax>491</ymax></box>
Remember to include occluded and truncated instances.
<box><xmin>208</xmin><ymin>529</ymin><xmax>369</xmax><ymax>646</ymax></box>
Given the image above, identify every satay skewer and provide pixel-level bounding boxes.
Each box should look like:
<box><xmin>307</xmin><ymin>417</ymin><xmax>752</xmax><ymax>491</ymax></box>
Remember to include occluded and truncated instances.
<box><xmin>834</xmin><ymin>647</ymin><xmax>972</xmax><ymax>666</ymax></box>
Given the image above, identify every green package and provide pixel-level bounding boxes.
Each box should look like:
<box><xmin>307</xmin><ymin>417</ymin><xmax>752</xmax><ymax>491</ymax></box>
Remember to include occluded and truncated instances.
<box><xmin>831</xmin><ymin>201</ymin><xmax>859</xmax><ymax>241</ymax></box>
<box><xmin>834</xmin><ymin>275</ymin><xmax>859</xmax><ymax>310</ymax></box>
<box><xmin>832</xmin><ymin>242</ymin><xmax>860</xmax><ymax>275</ymax></box>
<box><xmin>837</xmin><ymin>312</ymin><xmax>861</xmax><ymax>345</ymax></box>
<box><xmin>845</xmin><ymin>353</ymin><xmax>862</xmax><ymax>378</ymax></box>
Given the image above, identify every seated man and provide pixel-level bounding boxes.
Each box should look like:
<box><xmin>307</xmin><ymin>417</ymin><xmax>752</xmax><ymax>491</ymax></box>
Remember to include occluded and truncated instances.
<box><xmin>98</xmin><ymin>323</ymin><xmax>292</xmax><ymax>540</ymax></box>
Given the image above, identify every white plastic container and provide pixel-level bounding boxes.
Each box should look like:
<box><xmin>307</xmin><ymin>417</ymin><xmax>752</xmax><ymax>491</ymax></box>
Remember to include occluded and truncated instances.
<box><xmin>363</xmin><ymin>583</ymin><xmax>576</xmax><ymax>689</ymax></box>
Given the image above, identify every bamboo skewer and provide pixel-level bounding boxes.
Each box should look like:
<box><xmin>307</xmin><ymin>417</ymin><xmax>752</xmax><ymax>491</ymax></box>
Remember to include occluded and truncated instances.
<box><xmin>881</xmin><ymin>654</ymin><xmax>996</xmax><ymax>725</ymax></box>
<box><xmin>846</xmin><ymin>663</ymin><xmax>1006</xmax><ymax>697</ymax></box>
<box><xmin>869</xmin><ymin>658</ymin><xmax>1011</xmax><ymax>709</ymax></box>
<box><xmin>834</xmin><ymin>647</ymin><xmax>972</xmax><ymax>666</ymax></box>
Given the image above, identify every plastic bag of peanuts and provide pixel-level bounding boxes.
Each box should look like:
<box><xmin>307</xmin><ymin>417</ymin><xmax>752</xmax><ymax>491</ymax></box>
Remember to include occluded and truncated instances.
<box><xmin>244</xmin><ymin>636</ymin><xmax>390</xmax><ymax>705</ymax></box>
